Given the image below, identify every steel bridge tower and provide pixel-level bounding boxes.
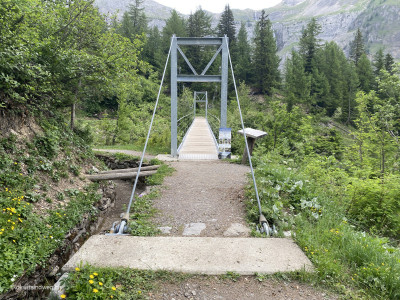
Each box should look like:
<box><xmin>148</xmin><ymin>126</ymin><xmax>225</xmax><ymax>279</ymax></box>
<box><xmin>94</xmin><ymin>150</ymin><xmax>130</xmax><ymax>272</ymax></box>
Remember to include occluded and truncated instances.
<box><xmin>170</xmin><ymin>35</ymin><xmax>229</xmax><ymax>157</ymax></box>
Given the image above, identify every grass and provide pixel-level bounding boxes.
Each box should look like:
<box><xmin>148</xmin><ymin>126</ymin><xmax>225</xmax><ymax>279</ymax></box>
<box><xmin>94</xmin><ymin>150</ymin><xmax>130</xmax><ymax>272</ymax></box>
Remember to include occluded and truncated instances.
<box><xmin>246</xmin><ymin>152</ymin><xmax>400</xmax><ymax>299</ymax></box>
<box><xmin>0</xmin><ymin>118</ymin><xmax>105</xmax><ymax>294</ymax></box>
<box><xmin>60</xmin><ymin>266</ymin><xmax>190</xmax><ymax>300</ymax></box>
<box><xmin>127</xmin><ymin>160</ymin><xmax>174</xmax><ymax>236</ymax></box>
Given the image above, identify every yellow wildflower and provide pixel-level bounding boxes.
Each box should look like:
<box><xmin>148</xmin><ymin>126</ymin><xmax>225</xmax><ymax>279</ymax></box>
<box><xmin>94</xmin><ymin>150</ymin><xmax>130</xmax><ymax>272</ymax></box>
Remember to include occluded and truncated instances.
<box><xmin>93</xmin><ymin>289</ymin><xmax>98</xmax><ymax>293</ymax></box>
<box><xmin>89</xmin><ymin>275</ymin><xmax>94</xmax><ymax>279</ymax></box>
<box><xmin>99</xmin><ymin>282</ymin><xmax>103</xmax><ymax>286</ymax></box>
<box><xmin>89</xmin><ymin>280</ymin><xmax>94</xmax><ymax>284</ymax></box>
<box><xmin>75</xmin><ymin>267</ymin><xmax>80</xmax><ymax>272</ymax></box>
<box><xmin>112</xmin><ymin>287</ymin><xmax>116</xmax><ymax>291</ymax></box>
<box><xmin>60</xmin><ymin>295</ymin><xmax>66</xmax><ymax>299</ymax></box>
<box><xmin>93</xmin><ymin>272</ymin><xmax>98</xmax><ymax>276</ymax></box>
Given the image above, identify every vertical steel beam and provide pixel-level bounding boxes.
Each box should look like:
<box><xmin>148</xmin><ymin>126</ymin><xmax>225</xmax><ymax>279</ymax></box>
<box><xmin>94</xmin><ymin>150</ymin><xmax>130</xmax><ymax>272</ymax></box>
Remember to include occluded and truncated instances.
<box><xmin>220</xmin><ymin>36</ymin><xmax>229</xmax><ymax>128</ymax></box>
<box><xmin>193</xmin><ymin>91</ymin><xmax>196</xmax><ymax>116</ymax></box>
<box><xmin>171</xmin><ymin>35</ymin><xmax>178</xmax><ymax>157</ymax></box>
<box><xmin>205</xmin><ymin>92</ymin><xmax>208</xmax><ymax>120</ymax></box>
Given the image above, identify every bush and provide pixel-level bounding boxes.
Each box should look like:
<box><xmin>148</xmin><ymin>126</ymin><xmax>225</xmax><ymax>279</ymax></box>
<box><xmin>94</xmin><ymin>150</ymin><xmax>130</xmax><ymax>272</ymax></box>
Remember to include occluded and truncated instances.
<box><xmin>346</xmin><ymin>175</ymin><xmax>400</xmax><ymax>239</ymax></box>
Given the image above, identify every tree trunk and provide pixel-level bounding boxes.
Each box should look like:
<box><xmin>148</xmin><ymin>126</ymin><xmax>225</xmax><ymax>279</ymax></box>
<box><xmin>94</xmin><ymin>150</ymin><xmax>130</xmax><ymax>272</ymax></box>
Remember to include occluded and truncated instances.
<box><xmin>71</xmin><ymin>78</ymin><xmax>81</xmax><ymax>130</ymax></box>
<box><xmin>99</xmin><ymin>165</ymin><xmax>160</xmax><ymax>175</ymax></box>
<box><xmin>87</xmin><ymin>170</ymin><xmax>158</xmax><ymax>181</ymax></box>
<box><xmin>70</xmin><ymin>102</ymin><xmax>76</xmax><ymax>130</ymax></box>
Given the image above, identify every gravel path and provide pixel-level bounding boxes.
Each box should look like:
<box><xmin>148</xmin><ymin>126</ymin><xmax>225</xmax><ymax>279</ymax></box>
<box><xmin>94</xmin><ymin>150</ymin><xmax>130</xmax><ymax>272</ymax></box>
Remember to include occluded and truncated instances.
<box><xmin>150</xmin><ymin>159</ymin><xmax>337</xmax><ymax>300</ymax></box>
<box><xmin>152</xmin><ymin>160</ymin><xmax>251</xmax><ymax>237</ymax></box>
<box><xmin>150</xmin><ymin>275</ymin><xmax>336</xmax><ymax>300</ymax></box>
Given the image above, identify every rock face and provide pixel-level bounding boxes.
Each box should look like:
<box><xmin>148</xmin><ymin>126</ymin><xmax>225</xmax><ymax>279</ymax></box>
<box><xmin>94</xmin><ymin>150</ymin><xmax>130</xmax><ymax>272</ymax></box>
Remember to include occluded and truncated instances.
<box><xmin>94</xmin><ymin>0</ymin><xmax>400</xmax><ymax>60</ymax></box>
<box><xmin>267</xmin><ymin>0</ymin><xmax>400</xmax><ymax>60</ymax></box>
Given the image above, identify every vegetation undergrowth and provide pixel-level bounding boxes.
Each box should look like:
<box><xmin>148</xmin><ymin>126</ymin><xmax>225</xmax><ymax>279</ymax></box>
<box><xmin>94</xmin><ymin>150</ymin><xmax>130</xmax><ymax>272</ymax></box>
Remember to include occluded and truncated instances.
<box><xmin>246</xmin><ymin>151</ymin><xmax>400</xmax><ymax>299</ymax></box>
<box><xmin>127</xmin><ymin>160</ymin><xmax>174</xmax><ymax>236</ymax></box>
<box><xmin>60</xmin><ymin>265</ymin><xmax>190</xmax><ymax>300</ymax></box>
<box><xmin>0</xmin><ymin>116</ymin><xmax>104</xmax><ymax>293</ymax></box>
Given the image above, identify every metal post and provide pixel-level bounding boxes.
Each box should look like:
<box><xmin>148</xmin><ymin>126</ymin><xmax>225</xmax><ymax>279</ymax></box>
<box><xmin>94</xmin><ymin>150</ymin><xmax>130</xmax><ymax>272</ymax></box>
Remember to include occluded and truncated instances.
<box><xmin>193</xmin><ymin>91</ymin><xmax>196</xmax><ymax>117</ymax></box>
<box><xmin>205</xmin><ymin>92</ymin><xmax>208</xmax><ymax>120</ymax></box>
<box><xmin>220</xmin><ymin>36</ymin><xmax>229</xmax><ymax>128</ymax></box>
<box><xmin>171</xmin><ymin>35</ymin><xmax>178</xmax><ymax>157</ymax></box>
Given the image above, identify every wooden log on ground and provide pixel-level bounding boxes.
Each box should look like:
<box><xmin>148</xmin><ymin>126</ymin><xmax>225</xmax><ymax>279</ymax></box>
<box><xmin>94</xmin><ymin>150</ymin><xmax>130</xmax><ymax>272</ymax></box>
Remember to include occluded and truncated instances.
<box><xmin>87</xmin><ymin>170</ymin><xmax>158</xmax><ymax>181</ymax></box>
<box><xmin>99</xmin><ymin>165</ymin><xmax>160</xmax><ymax>174</ymax></box>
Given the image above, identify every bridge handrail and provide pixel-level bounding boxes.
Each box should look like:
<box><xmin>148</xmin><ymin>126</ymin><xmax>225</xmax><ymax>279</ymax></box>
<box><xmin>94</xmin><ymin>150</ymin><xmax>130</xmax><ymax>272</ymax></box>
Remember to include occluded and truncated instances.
<box><xmin>207</xmin><ymin>113</ymin><xmax>220</xmax><ymax>144</ymax></box>
<box><xmin>177</xmin><ymin>112</ymin><xmax>195</xmax><ymax>148</ymax></box>
<box><xmin>177</xmin><ymin>112</ymin><xmax>194</xmax><ymax>124</ymax></box>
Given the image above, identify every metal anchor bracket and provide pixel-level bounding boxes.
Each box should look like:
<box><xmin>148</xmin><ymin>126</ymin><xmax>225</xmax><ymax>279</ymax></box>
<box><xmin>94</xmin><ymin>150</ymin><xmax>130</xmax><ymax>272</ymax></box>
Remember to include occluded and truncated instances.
<box><xmin>106</xmin><ymin>213</ymin><xmax>130</xmax><ymax>235</ymax></box>
<box><xmin>257</xmin><ymin>214</ymin><xmax>277</xmax><ymax>236</ymax></box>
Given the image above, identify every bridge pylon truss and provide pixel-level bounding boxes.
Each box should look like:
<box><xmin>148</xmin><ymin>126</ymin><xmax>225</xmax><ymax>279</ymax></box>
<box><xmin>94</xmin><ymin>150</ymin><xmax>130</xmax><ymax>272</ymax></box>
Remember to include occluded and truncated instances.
<box><xmin>170</xmin><ymin>36</ymin><xmax>228</xmax><ymax>157</ymax></box>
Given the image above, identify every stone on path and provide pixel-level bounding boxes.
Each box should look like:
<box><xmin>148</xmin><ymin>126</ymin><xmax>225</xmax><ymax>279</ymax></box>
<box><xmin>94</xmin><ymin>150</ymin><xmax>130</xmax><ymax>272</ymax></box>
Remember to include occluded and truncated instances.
<box><xmin>182</xmin><ymin>223</ymin><xmax>206</xmax><ymax>236</ymax></box>
<box><xmin>158</xmin><ymin>226</ymin><xmax>172</xmax><ymax>234</ymax></box>
<box><xmin>63</xmin><ymin>235</ymin><xmax>313</xmax><ymax>275</ymax></box>
<box><xmin>223</xmin><ymin>223</ymin><xmax>251</xmax><ymax>237</ymax></box>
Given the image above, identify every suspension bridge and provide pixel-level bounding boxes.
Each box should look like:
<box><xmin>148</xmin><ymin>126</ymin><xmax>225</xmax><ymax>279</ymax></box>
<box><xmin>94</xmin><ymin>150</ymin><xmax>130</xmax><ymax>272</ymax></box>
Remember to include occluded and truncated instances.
<box><xmin>60</xmin><ymin>36</ymin><xmax>312</xmax><ymax>287</ymax></box>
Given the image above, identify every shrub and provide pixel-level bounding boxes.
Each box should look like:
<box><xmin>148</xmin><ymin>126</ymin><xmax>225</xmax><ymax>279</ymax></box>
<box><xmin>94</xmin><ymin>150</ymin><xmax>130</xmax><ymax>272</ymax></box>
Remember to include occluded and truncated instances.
<box><xmin>346</xmin><ymin>175</ymin><xmax>400</xmax><ymax>239</ymax></box>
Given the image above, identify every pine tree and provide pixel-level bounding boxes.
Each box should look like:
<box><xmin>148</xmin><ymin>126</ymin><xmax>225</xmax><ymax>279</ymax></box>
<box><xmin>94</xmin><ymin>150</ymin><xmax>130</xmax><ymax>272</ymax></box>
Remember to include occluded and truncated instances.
<box><xmin>186</xmin><ymin>8</ymin><xmax>213</xmax><ymax>73</ymax></box>
<box><xmin>299</xmin><ymin>18</ymin><xmax>322</xmax><ymax>74</ymax></box>
<box><xmin>350</xmin><ymin>28</ymin><xmax>365</xmax><ymax>66</ymax></box>
<box><xmin>357</xmin><ymin>53</ymin><xmax>375</xmax><ymax>93</ymax></box>
<box><xmin>235</xmin><ymin>22</ymin><xmax>252</xmax><ymax>83</ymax></box>
<box><xmin>252</xmin><ymin>10</ymin><xmax>280</xmax><ymax>95</ymax></box>
<box><xmin>217</xmin><ymin>5</ymin><xmax>236</xmax><ymax>46</ymax></box>
<box><xmin>319</xmin><ymin>42</ymin><xmax>345</xmax><ymax>115</ymax></box>
<box><xmin>341</xmin><ymin>61</ymin><xmax>359</xmax><ymax>124</ymax></box>
<box><xmin>373</xmin><ymin>48</ymin><xmax>385</xmax><ymax>77</ymax></box>
<box><xmin>384</xmin><ymin>53</ymin><xmax>395</xmax><ymax>75</ymax></box>
<box><xmin>119</xmin><ymin>0</ymin><xmax>147</xmax><ymax>41</ymax></box>
<box><xmin>162</xmin><ymin>9</ymin><xmax>186</xmax><ymax>49</ymax></box>
<box><xmin>143</xmin><ymin>26</ymin><xmax>163</xmax><ymax>72</ymax></box>
<box><xmin>284</xmin><ymin>50</ymin><xmax>311</xmax><ymax>109</ymax></box>
<box><xmin>187</xmin><ymin>7</ymin><xmax>212</xmax><ymax>37</ymax></box>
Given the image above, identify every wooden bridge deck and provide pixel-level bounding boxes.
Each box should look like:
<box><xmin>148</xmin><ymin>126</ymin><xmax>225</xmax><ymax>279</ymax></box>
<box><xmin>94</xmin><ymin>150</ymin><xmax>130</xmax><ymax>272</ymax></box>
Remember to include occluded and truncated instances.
<box><xmin>178</xmin><ymin>117</ymin><xmax>218</xmax><ymax>160</ymax></box>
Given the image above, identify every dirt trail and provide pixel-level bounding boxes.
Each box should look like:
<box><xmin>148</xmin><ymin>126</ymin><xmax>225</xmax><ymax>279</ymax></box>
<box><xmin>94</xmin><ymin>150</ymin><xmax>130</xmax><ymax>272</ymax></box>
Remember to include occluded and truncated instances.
<box><xmin>152</xmin><ymin>160</ymin><xmax>250</xmax><ymax>237</ymax></box>
<box><xmin>149</xmin><ymin>160</ymin><xmax>337</xmax><ymax>300</ymax></box>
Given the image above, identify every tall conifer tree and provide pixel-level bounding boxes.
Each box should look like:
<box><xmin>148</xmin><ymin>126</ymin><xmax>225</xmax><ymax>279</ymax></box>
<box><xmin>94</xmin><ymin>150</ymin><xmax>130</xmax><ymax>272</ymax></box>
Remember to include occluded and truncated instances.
<box><xmin>217</xmin><ymin>5</ymin><xmax>236</xmax><ymax>46</ymax></box>
<box><xmin>252</xmin><ymin>10</ymin><xmax>280</xmax><ymax>95</ymax></box>
<box><xmin>384</xmin><ymin>53</ymin><xmax>395</xmax><ymax>75</ymax></box>
<box><xmin>350</xmin><ymin>28</ymin><xmax>365</xmax><ymax>66</ymax></box>
<box><xmin>373</xmin><ymin>48</ymin><xmax>385</xmax><ymax>77</ymax></box>
<box><xmin>235</xmin><ymin>22</ymin><xmax>252</xmax><ymax>83</ymax></box>
<box><xmin>299</xmin><ymin>18</ymin><xmax>322</xmax><ymax>74</ymax></box>
<box><xmin>357</xmin><ymin>53</ymin><xmax>374</xmax><ymax>93</ymax></box>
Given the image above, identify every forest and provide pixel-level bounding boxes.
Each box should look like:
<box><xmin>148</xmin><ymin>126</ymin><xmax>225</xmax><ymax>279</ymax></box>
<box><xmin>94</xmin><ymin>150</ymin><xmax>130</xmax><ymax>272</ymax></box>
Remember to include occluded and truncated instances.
<box><xmin>1</xmin><ymin>0</ymin><xmax>400</xmax><ymax>299</ymax></box>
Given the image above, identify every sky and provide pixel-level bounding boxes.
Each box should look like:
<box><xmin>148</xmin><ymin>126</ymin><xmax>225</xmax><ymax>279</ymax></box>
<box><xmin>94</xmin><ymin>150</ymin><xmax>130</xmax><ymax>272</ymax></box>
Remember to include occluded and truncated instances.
<box><xmin>154</xmin><ymin>0</ymin><xmax>283</xmax><ymax>15</ymax></box>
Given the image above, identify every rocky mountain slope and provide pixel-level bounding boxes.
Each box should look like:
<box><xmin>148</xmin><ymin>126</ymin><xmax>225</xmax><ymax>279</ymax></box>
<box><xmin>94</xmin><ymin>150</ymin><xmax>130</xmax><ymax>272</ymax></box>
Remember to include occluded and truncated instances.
<box><xmin>94</xmin><ymin>0</ymin><xmax>400</xmax><ymax>60</ymax></box>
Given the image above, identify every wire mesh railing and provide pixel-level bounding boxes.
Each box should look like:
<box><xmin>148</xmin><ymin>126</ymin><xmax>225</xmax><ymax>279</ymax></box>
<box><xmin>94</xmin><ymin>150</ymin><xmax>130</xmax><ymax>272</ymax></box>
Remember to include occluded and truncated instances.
<box><xmin>177</xmin><ymin>112</ymin><xmax>195</xmax><ymax>148</ymax></box>
<box><xmin>207</xmin><ymin>113</ymin><xmax>220</xmax><ymax>142</ymax></box>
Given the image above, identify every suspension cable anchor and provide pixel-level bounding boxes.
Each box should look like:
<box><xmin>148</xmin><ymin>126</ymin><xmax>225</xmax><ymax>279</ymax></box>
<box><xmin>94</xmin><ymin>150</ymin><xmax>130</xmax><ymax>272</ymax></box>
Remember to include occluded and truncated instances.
<box><xmin>106</xmin><ymin>213</ymin><xmax>130</xmax><ymax>235</ymax></box>
<box><xmin>257</xmin><ymin>214</ymin><xmax>277</xmax><ymax>236</ymax></box>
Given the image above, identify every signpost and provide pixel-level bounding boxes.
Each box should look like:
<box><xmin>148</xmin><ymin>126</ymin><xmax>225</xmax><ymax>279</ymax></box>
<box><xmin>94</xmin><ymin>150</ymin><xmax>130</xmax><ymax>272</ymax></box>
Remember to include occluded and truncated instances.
<box><xmin>218</xmin><ymin>128</ymin><xmax>231</xmax><ymax>159</ymax></box>
<box><xmin>238</xmin><ymin>128</ymin><xmax>267</xmax><ymax>164</ymax></box>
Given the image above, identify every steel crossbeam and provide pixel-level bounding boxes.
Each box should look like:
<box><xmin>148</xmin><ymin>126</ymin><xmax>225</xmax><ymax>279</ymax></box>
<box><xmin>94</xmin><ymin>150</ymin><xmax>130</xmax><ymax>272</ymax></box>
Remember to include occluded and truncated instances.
<box><xmin>170</xmin><ymin>36</ymin><xmax>228</xmax><ymax>157</ymax></box>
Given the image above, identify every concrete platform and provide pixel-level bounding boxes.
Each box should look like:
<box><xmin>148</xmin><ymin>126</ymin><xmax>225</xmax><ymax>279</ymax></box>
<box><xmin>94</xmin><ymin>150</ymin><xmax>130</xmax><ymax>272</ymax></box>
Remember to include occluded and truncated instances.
<box><xmin>63</xmin><ymin>236</ymin><xmax>312</xmax><ymax>275</ymax></box>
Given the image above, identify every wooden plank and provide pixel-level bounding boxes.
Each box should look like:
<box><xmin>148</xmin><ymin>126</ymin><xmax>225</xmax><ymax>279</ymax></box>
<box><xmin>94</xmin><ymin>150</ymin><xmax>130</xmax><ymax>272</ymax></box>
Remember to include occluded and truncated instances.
<box><xmin>99</xmin><ymin>165</ymin><xmax>160</xmax><ymax>175</ymax></box>
<box><xmin>87</xmin><ymin>170</ymin><xmax>158</xmax><ymax>181</ymax></box>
